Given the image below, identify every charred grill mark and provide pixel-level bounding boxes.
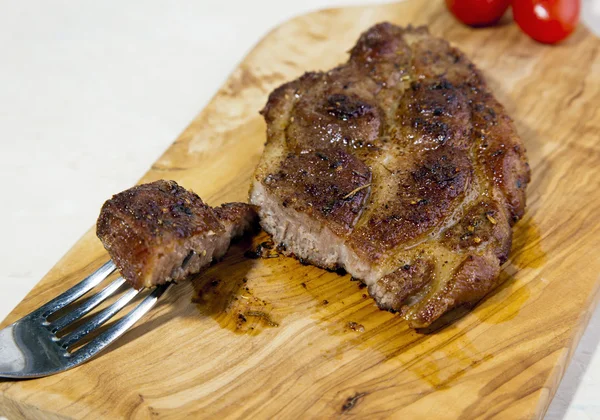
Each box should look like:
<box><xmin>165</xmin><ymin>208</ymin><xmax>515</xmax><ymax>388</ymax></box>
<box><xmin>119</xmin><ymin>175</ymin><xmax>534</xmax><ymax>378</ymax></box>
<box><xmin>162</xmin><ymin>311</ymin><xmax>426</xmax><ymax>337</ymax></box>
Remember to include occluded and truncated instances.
<box><xmin>326</xmin><ymin>94</ymin><xmax>374</xmax><ymax>121</ymax></box>
<box><xmin>412</xmin><ymin>154</ymin><xmax>463</xmax><ymax>187</ymax></box>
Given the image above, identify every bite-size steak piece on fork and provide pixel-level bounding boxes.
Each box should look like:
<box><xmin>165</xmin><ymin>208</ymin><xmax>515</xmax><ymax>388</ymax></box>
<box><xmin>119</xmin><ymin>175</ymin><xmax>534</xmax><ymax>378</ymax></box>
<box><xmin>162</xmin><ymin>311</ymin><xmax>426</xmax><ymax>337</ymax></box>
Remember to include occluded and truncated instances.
<box><xmin>98</xmin><ymin>180</ymin><xmax>257</xmax><ymax>289</ymax></box>
<box><xmin>250</xmin><ymin>23</ymin><xmax>529</xmax><ymax>328</ymax></box>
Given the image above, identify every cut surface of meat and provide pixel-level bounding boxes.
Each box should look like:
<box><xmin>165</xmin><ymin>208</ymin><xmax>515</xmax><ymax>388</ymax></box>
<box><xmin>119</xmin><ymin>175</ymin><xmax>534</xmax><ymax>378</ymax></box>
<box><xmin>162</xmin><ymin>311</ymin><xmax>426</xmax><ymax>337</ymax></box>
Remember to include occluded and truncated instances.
<box><xmin>250</xmin><ymin>23</ymin><xmax>529</xmax><ymax>328</ymax></box>
<box><xmin>97</xmin><ymin>180</ymin><xmax>257</xmax><ymax>289</ymax></box>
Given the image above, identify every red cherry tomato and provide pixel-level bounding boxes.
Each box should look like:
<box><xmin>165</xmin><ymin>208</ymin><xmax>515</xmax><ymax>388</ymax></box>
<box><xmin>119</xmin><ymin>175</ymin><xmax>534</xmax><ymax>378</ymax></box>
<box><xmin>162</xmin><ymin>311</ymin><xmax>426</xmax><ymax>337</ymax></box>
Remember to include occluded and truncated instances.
<box><xmin>446</xmin><ymin>0</ymin><xmax>511</xmax><ymax>26</ymax></box>
<box><xmin>513</xmin><ymin>0</ymin><xmax>580</xmax><ymax>44</ymax></box>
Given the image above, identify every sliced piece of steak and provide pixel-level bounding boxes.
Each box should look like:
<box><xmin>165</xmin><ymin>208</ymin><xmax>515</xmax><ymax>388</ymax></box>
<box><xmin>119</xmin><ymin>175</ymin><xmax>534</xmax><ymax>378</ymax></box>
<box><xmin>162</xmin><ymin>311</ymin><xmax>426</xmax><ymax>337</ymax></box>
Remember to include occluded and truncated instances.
<box><xmin>97</xmin><ymin>180</ymin><xmax>257</xmax><ymax>289</ymax></box>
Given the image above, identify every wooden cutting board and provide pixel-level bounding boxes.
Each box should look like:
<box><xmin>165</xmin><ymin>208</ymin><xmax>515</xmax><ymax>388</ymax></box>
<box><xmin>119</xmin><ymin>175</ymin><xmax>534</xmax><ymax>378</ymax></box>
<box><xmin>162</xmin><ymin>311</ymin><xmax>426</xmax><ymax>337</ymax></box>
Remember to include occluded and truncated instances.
<box><xmin>2</xmin><ymin>1</ymin><xmax>599</xmax><ymax>418</ymax></box>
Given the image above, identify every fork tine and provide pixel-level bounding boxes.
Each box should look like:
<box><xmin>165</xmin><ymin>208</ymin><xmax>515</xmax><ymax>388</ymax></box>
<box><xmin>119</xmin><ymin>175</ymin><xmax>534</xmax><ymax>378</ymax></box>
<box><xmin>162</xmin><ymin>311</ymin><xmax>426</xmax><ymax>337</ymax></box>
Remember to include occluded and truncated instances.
<box><xmin>50</xmin><ymin>277</ymin><xmax>126</xmax><ymax>333</ymax></box>
<box><xmin>69</xmin><ymin>283</ymin><xmax>169</xmax><ymax>361</ymax></box>
<box><xmin>58</xmin><ymin>287</ymin><xmax>141</xmax><ymax>349</ymax></box>
<box><xmin>37</xmin><ymin>260</ymin><xmax>116</xmax><ymax>318</ymax></box>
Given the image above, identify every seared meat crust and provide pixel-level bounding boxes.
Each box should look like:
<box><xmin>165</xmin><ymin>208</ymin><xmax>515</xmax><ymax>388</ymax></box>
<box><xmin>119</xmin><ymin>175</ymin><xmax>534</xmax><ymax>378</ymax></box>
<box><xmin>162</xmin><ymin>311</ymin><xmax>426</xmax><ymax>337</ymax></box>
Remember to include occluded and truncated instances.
<box><xmin>251</xmin><ymin>23</ymin><xmax>529</xmax><ymax>328</ymax></box>
<box><xmin>97</xmin><ymin>180</ymin><xmax>257</xmax><ymax>289</ymax></box>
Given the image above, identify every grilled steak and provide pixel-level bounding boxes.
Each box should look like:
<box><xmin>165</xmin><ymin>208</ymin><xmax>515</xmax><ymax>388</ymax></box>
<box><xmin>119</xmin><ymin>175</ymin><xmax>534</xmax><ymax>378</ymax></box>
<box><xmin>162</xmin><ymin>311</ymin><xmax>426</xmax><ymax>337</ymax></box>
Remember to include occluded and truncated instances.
<box><xmin>97</xmin><ymin>180</ymin><xmax>257</xmax><ymax>289</ymax></box>
<box><xmin>250</xmin><ymin>23</ymin><xmax>530</xmax><ymax>328</ymax></box>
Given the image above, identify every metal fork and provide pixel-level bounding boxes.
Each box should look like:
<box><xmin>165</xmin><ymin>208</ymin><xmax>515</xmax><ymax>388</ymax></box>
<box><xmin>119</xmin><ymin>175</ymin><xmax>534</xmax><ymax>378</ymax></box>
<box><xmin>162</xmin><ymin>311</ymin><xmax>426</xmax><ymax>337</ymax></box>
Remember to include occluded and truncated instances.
<box><xmin>0</xmin><ymin>261</ymin><xmax>169</xmax><ymax>378</ymax></box>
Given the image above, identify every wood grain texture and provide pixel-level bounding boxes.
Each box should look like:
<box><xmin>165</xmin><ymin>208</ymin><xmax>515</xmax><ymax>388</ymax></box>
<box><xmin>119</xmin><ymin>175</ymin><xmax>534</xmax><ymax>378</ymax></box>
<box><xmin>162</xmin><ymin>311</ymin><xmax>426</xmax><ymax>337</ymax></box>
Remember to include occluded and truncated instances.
<box><xmin>1</xmin><ymin>1</ymin><xmax>599</xmax><ymax>418</ymax></box>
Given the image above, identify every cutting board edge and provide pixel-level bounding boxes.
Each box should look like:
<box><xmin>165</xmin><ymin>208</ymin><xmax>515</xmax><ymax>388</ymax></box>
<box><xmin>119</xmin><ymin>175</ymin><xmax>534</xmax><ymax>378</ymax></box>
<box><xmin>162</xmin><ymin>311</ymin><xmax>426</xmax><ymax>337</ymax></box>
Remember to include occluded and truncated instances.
<box><xmin>539</xmin><ymin>281</ymin><xmax>600</xmax><ymax>418</ymax></box>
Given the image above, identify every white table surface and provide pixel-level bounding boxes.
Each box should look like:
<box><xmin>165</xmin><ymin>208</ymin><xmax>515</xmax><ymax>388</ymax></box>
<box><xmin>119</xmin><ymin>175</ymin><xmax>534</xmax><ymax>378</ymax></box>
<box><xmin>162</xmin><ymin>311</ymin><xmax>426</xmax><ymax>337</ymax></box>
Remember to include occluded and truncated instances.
<box><xmin>0</xmin><ymin>1</ymin><xmax>598</xmax><ymax>418</ymax></box>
